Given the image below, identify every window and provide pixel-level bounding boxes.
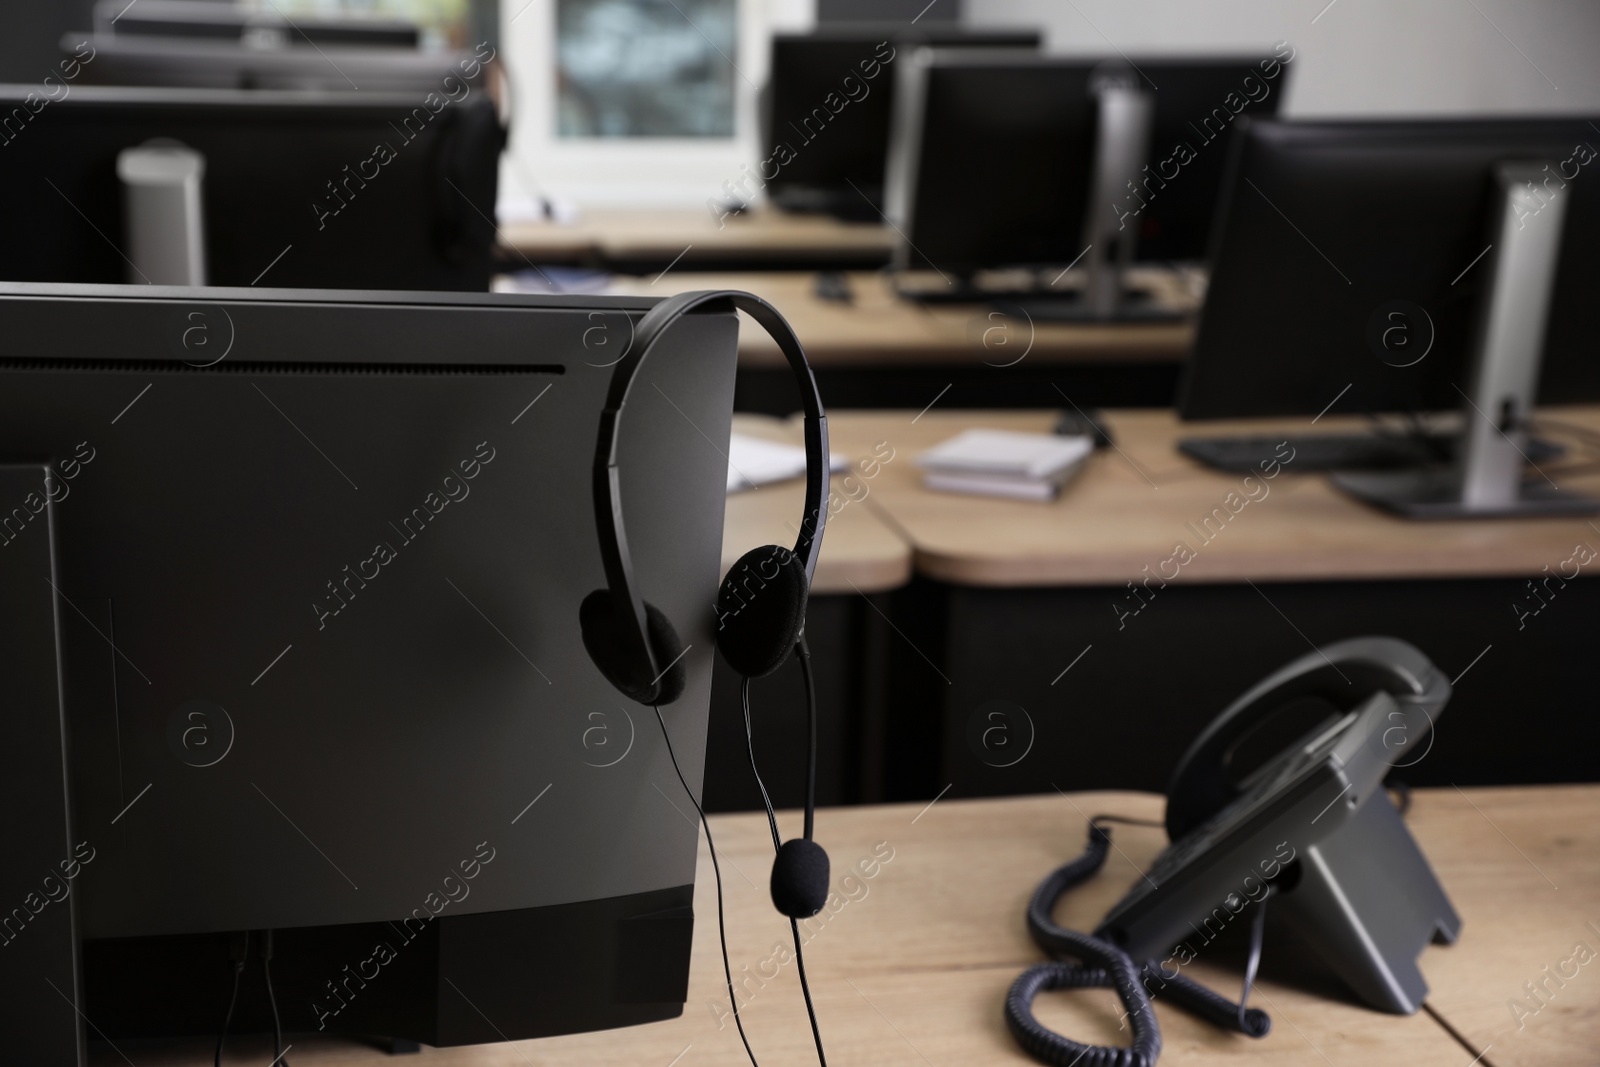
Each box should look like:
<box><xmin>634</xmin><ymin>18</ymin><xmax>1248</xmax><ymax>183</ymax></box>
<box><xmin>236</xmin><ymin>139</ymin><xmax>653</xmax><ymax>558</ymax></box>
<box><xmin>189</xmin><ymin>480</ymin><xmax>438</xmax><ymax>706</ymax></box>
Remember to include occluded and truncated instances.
<box><xmin>555</xmin><ymin>0</ymin><xmax>738</xmax><ymax>138</ymax></box>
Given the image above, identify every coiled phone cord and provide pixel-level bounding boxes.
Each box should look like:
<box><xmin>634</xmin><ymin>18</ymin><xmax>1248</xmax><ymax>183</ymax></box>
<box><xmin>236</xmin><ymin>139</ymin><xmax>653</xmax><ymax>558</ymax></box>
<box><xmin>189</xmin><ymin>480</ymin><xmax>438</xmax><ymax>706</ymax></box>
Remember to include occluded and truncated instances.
<box><xmin>1005</xmin><ymin>821</ymin><xmax>1271</xmax><ymax>1067</ymax></box>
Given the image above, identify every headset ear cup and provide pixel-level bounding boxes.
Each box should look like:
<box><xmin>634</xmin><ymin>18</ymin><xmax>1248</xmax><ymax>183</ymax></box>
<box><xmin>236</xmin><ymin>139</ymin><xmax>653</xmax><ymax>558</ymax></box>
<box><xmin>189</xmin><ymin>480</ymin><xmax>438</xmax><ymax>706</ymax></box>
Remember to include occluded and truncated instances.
<box><xmin>581</xmin><ymin>590</ymin><xmax>688</xmax><ymax>705</ymax></box>
<box><xmin>715</xmin><ymin>545</ymin><xmax>808</xmax><ymax>678</ymax></box>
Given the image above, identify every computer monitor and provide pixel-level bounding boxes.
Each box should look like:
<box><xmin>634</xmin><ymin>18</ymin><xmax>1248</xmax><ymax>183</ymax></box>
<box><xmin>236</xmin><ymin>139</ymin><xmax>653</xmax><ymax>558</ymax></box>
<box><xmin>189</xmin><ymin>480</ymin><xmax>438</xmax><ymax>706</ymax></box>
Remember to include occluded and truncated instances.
<box><xmin>0</xmin><ymin>86</ymin><xmax>503</xmax><ymax>290</ymax></box>
<box><xmin>64</xmin><ymin>32</ymin><xmax>475</xmax><ymax>92</ymax></box>
<box><xmin>92</xmin><ymin>0</ymin><xmax>421</xmax><ymax>48</ymax></box>
<box><xmin>0</xmin><ymin>281</ymin><xmax>739</xmax><ymax>1063</ymax></box>
<box><xmin>1128</xmin><ymin>56</ymin><xmax>1292</xmax><ymax>263</ymax></box>
<box><xmin>886</xmin><ymin>52</ymin><xmax>1284</xmax><ymax>314</ymax></box>
<box><xmin>1179</xmin><ymin>117</ymin><xmax>1600</xmax><ymax>419</ymax></box>
<box><xmin>1179</xmin><ymin>118</ymin><xmax>1600</xmax><ymax>516</ymax></box>
<box><xmin>887</xmin><ymin>51</ymin><xmax>1096</xmax><ymax>276</ymax></box>
<box><xmin>760</xmin><ymin>24</ymin><xmax>1040</xmax><ymax>219</ymax></box>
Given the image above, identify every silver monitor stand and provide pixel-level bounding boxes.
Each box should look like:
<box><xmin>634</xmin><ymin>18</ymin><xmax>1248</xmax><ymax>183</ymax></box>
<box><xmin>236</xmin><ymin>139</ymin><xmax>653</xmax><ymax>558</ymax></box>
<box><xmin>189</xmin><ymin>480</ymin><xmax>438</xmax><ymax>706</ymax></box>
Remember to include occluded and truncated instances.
<box><xmin>1332</xmin><ymin>163</ymin><xmax>1599</xmax><ymax>518</ymax></box>
<box><xmin>1047</xmin><ymin>74</ymin><xmax>1181</xmax><ymax>322</ymax></box>
<box><xmin>118</xmin><ymin>141</ymin><xmax>207</xmax><ymax>286</ymax></box>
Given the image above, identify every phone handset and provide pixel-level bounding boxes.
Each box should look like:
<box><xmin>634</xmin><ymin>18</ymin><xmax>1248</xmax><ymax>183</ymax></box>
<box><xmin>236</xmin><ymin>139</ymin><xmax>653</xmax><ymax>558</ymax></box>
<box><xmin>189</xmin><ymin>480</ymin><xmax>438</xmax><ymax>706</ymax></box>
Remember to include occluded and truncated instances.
<box><xmin>1164</xmin><ymin>636</ymin><xmax>1452</xmax><ymax>841</ymax></box>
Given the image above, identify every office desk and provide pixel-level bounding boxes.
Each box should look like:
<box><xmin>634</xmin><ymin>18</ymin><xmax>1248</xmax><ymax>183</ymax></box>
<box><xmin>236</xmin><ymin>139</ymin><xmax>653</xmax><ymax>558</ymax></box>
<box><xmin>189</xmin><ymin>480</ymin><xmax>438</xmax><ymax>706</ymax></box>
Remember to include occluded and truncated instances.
<box><xmin>113</xmin><ymin>785</ymin><xmax>1594</xmax><ymax>1065</ymax></box>
<box><xmin>499</xmin><ymin>207</ymin><xmax>895</xmax><ymax>273</ymax></box>
<box><xmin>598</xmin><ymin>273</ymin><xmax>1197</xmax><ymax>412</ymax></box>
<box><xmin>1409</xmin><ymin>783</ymin><xmax>1600</xmax><ymax>1067</ymax></box>
<box><xmin>811</xmin><ymin>408</ymin><xmax>1600</xmax><ymax>795</ymax></box>
<box><xmin>822</xmin><ymin>408</ymin><xmax>1600</xmax><ymax>585</ymax></box>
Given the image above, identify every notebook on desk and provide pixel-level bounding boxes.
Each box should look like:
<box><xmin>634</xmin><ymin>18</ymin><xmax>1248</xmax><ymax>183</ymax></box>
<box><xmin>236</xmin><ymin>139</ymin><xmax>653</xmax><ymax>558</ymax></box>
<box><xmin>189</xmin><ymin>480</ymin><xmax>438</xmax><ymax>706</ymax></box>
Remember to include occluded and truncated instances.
<box><xmin>917</xmin><ymin>428</ymin><xmax>1093</xmax><ymax>501</ymax></box>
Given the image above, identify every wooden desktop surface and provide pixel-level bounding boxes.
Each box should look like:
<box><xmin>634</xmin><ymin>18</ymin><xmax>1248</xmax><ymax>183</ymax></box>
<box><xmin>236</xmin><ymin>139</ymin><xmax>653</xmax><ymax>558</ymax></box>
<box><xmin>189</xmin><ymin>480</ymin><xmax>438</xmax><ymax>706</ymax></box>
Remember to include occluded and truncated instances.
<box><xmin>113</xmin><ymin>785</ymin><xmax>1595</xmax><ymax>1065</ymax></box>
<box><xmin>721</xmin><ymin>415</ymin><xmax>910</xmax><ymax>595</ymax></box>
<box><xmin>600</xmin><ymin>271</ymin><xmax>1197</xmax><ymax>369</ymax></box>
<box><xmin>803</xmin><ymin>407</ymin><xmax>1600</xmax><ymax>587</ymax></box>
<box><xmin>1408</xmin><ymin>783</ymin><xmax>1600</xmax><ymax>1067</ymax></box>
<box><xmin>499</xmin><ymin>207</ymin><xmax>895</xmax><ymax>268</ymax></box>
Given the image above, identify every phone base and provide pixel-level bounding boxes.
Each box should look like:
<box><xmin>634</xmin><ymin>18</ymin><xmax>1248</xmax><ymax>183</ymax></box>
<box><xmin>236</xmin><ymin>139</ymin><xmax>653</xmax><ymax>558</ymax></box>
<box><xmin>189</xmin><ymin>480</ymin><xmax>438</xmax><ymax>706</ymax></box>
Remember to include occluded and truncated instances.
<box><xmin>1279</xmin><ymin>788</ymin><xmax>1461</xmax><ymax>1014</ymax></box>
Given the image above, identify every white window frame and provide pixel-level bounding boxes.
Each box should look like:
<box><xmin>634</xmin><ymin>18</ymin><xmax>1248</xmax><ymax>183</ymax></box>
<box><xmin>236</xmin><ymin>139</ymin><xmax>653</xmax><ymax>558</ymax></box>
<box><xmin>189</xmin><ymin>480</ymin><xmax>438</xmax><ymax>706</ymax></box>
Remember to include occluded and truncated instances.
<box><xmin>500</xmin><ymin>0</ymin><xmax>815</xmax><ymax>208</ymax></box>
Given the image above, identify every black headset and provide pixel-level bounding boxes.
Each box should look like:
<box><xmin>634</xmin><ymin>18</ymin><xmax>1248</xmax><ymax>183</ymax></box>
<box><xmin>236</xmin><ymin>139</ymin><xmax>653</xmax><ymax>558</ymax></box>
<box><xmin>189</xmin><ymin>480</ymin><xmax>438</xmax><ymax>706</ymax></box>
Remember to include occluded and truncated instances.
<box><xmin>580</xmin><ymin>289</ymin><xmax>833</xmax><ymax>926</ymax></box>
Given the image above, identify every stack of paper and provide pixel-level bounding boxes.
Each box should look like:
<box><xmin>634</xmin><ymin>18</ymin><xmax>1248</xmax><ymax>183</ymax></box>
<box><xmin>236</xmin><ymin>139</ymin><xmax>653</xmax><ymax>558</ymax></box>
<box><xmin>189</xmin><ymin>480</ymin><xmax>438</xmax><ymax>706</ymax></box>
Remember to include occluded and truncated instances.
<box><xmin>916</xmin><ymin>429</ymin><xmax>1093</xmax><ymax>501</ymax></box>
<box><xmin>727</xmin><ymin>433</ymin><xmax>847</xmax><ymax>493</ymax></box>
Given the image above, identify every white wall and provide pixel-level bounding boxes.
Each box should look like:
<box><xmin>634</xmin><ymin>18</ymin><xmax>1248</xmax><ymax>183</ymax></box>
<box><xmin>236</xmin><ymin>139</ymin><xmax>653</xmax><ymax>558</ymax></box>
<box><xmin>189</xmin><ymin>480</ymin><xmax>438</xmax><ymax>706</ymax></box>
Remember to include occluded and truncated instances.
<box><xmin>964</xmin><ymin>0</ymin><xmax>1600</xmax><ymax>118</ymax></box>
<box><xmin>501</xmin><ymin>0</ymin><xmax>1600</xmax><ymax>210</ymax></box>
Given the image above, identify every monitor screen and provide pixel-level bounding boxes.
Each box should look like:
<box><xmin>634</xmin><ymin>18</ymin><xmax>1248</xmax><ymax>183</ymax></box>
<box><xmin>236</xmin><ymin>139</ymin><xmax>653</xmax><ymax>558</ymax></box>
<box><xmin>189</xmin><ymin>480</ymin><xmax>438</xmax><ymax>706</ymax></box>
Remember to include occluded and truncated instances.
<box><xmin>891</xmin><ymin>52</ymin><xmax>1100</xmax><ymax>275</ymax></box>
<box><xmin>1123</xmin><ymin>55</ymin><xmax>1290</xmax><ymax>262</ymax></box>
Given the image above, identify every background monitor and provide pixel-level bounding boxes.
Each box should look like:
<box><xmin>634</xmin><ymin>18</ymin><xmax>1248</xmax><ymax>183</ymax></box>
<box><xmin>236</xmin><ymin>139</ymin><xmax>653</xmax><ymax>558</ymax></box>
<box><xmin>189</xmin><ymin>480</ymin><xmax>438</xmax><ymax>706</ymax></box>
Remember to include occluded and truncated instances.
<box><xmin>0</xmin><ymin>282</ymin><xmax>737</xmax><ymax>1058</ymax></box>
<box><xmin>889</xmin><ymin>52</ymin><xmax>1284</xmax><ymax>276</ymax></box>
<box><xmin>64</xmin><ymin>32</ymin><xmax>475</xmax><ymax>92</ymax></box>
<box><xmin>1126</xmin><ymin>55</ymin><xmax>1291</xmax><ymax>262</ymax></box>
<box><xmin>0</xmin><ymin>86</ymin><xmax>503</xmax><ymax>291</ymax></box>
<box><xmin>1179</xmin><ymin>117</ymin><xmax>1600</xmax><ymax>420</ymax></box>
<box><xmin>761</xmin><ymin>24</ymin><xmax>1041</xmax><ymax>219</ymax></box>
<box><xmin>91</xmin><ymin>0</ymin><xmax>422</xmax><ymax>48</ymax></box>
<box><xmin>889</xmin><ymin>51</ymin><xmax>1098</xmax><ymax>277</ymax></box>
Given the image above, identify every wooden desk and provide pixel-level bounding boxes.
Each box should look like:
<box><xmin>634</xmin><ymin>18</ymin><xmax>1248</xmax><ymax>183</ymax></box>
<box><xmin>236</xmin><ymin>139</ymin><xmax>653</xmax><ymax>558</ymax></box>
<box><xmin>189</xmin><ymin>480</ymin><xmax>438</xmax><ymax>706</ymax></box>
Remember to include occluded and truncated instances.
<box><xmin>605</xmin><ymin>271</ymin><xmax>1196</xmax><ymax>370</ymax></box>
<box><xmin>499</xmin><ymin>207</ymin><xmax>896</xmax><ymax>273</ymax></box>
<box><xmin>594</xmin><ymin>273</ymin><xmax>1197</xmax><ymax>413</ymax></box>
<box><xmin>111</xmin><ymin>786</ymin><xmax>1594</xmax><ymax>1065</ymax></box>
<box><xmin>765</xmin><ymin>408</ymin><xmax>1600</xmax><ymax>796</ymax></box>
<box><xmin>817</xmin><ymin>408</ymin><xmax>1600</xmax><ymax>586</ymax></box>
<box><xmin>1411</xmin><ymin>784</ymin><xmax>1600</xmax><ymax>1067</ymax></box>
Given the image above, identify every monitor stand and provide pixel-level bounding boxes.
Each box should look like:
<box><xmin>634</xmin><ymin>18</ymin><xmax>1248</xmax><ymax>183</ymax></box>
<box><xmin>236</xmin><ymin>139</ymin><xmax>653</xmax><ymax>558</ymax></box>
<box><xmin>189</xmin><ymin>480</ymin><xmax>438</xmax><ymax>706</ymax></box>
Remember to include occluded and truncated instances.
<box><xmin>0</xmin><ymin>467</ymin><xmax>86</xmax><ymax>1067</ymax></box>
<box><xmin>1331</xmin><ymin>163</ymin><xmax>1600</xmax><ymax>518</ymax></box>
<box><xmin>988</xmin><ymin>76</ymin><xmax>1186</xmax><ymax>324</ymax></box>
<box><xmin>1041</xmin><ymin>76</ymin><xmax>1184</xmax><ymax>324</ymax></box>
<box><xmin>118</xmin><ymin>141</ymin><xmax>208</xmax><ymax>286</ymax></box>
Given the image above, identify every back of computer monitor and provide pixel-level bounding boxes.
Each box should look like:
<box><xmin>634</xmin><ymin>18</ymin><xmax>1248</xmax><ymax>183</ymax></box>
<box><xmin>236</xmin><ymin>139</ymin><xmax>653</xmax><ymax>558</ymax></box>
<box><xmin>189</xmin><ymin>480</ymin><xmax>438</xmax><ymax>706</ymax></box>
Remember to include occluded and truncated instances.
<box><xmin>888</xmin><ymin>51</ymin><xmax>1101</xmax><ymax>276</ymax></box>
<box><xmin>65</xmin><ymin>34</ymin><xmax>471</xmax><ymax>92</ymax></box>
<box><xmin>1179</xmin><ymin>118</ymin><xmax>1600</xmax><ymax>419</ymax></box>
<box><xmin>762</xmin><ymin>26</ymin><xmax>1040</xmax><ymax>218</ymax></box>
<box><xmin>0</xmin><ymin>85</ymin><xmax>501</xmax><ymax>291</ymax></box>
<box><xmin>95</xmin><ymin>0</ymin><xmax>422</xmax><ymax>47</ymax></box>
<box><xmin>0</xmin><ymin>283</ymin><xmax>737</xmax><ymax>1056</ymax></box>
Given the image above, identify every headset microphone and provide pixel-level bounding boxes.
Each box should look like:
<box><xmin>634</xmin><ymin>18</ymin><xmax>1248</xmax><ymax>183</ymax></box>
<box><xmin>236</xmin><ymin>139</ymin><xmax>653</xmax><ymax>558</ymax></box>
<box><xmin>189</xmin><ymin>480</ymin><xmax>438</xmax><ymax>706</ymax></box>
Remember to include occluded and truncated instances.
<box><xmin>771</xmin><ymin>838</ymin><xmax>830</xmax><ymax>918</ymax></box>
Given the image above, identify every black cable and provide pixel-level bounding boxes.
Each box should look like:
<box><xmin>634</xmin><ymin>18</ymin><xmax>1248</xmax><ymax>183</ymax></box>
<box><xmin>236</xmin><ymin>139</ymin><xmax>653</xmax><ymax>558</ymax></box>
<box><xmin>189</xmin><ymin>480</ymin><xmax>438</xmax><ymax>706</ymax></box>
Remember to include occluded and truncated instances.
<box><xmin>215</xmin><ymin>959</ymin><xmax>245</xmax><ymax>1067</ymax></box>
<box><xmin>797</xmin><ymin>637</ymin><xmax>818</xmax><ymax>842</ymax></box>
<box><xmin>653</xmin><ymin>704</ymin><xmax>763</xmax><ymax>1067</ymax></box>
<box><xmin>1090</xmin><ymin>814</ymin><xmax>1166</xmax><ymax>830</ymax></box>
<box><xmin>742</xmin><ymin>676</ymin><xmax>782</xmax><ymax>851</ymax></box>
<box><xmin>1237</xmin><ymin>900</ymin><xmax>1266</xmax><ymax>1034</ymax></box>
<box><xmin>263</xmin><ymin>930</ymin><xmax>289</xmax><ymax>1067</ymax></box>
<box><xmin>789</xmin><ymin>918</ymin><xmax>830</xmax><ymax>1067</ymax></box>
<box><xmin>1006</xmin><ymin>822</ymin><xmax>1271</xmax><ymax>1067</ymax></box>
<box><xmin>741</xmin><ymin>649</ymin><xmax>830</xmax><ymax>1067</ymax></box>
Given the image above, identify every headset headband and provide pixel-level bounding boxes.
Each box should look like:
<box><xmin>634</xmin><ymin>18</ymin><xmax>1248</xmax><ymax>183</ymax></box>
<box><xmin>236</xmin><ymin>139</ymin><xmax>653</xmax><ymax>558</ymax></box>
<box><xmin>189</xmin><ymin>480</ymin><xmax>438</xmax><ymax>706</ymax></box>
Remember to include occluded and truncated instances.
<box><xmin>591</xmin><ymin>290</ymin><xmax>829</xmax><ymax>690</ymax></box>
